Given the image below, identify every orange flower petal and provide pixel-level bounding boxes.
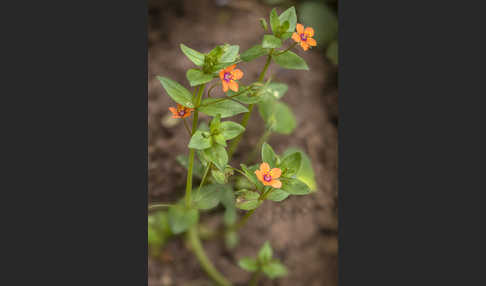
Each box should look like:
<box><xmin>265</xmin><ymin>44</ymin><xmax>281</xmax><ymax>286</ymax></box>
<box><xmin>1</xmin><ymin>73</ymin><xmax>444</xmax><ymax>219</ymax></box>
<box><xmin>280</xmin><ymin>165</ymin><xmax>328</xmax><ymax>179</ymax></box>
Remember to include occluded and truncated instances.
<box><xmin>296</xmin><ymin>23</ymin><xmax>304</xmax><ymax>34</ymax></box>
<box><xmin>269</xmin><ymin>168</ymin><xmax>281</xmax><ymax>179</ymax></box>
<box><xmin>301</xmin><ymin>42</ymin><xmax>309</xmax><ymax>51</ymax></box>
<box><xmin>169</xmin><ymin>107</ymin><xmax>178</xmax><ymax>115</ymax></box>
<box><xmin>304</xmin><ymin>27</ymin><xmax>314</xmax><ymax>37</ymax></box>
<box><xmin>172</xmin><ymin>114</ymin><xmax>181</xmax><ymax>119</ymax></box>
<box><xmin>228</xmin><ymin>80</ymin><xmax>238</xmax><ymax>92</ymax></box>
<box><xmin>292</xmin><ymin>32</ymin><xmax>301</xmax><ymax>43</ymax></box>
<box><xmin>255</xmin><ymin>170</ymin><xmax>263</xmax><ymax>182</ymax></box>
<box><xmin>271</xmin><ymin>180</ymin><xmax>282</xmax><ymax>189</ymax></box>
<box><xmin>222</xmin><ymin>81</ymin><xmax>229</xmax><ymax>92</ymax></box>
<box><xmin>231</xmin><ymin>69</ymin><xmax>244</xmax><ymax>80</ymax></box>
<box><xmin>219</xmin><ymin>69</ymin><xmax>226</xmax><ymax>81</ymax></box>
<box><xmin>260</xmin><ymin>162</ymin><xmax>270</xmax><ymax>173</ymax></box>
<box><xmin>225</xmin><ymin>64</ymin><xmax>236</xmax><ymax>72</ymax></box>
<box><xmin>307</xmin><ymin>38</ymin><xmax>317</xmax><ymax>46</ymax></box>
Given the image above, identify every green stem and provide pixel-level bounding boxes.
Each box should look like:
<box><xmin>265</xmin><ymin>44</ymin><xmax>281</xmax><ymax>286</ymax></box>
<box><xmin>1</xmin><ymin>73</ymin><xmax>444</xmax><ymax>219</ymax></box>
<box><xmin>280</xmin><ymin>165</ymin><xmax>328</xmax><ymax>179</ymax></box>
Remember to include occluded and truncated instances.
<box><xmin>148</xmin><ymin>203</ymin><xmax>173</xmax><ymax>211</ymax></box>
<box><xmin>187</xmin><ymin>225</ymin><xmax>232</xmax><ymax>286</ymax></box>
<box><xmin>227</xmin><ymin>50</ymin><xmax>273</xmax><ymax>159</ymax></box>
<box><xmin>185</xmin><ymin>84</ymin><xmax>205</xmax><ymax>208</ymax></box>
<box><xmin>197</xmin><ymin>162</ymin><xmax>212</xmax><ymax>194</ymax></box>
<box><xmin>231</xmin><ymin>209</ymin><xmax>255</xmax><ymax>232</ymax></box>
<box><xmin>274</xmin><ymin>42</ymin><xmax>298</xmax><ymax>56</ymax></box>
<box><xmin>249</xmin><ymin>270</ymin><xmax>261</xmax><ymax>286</ymax></box>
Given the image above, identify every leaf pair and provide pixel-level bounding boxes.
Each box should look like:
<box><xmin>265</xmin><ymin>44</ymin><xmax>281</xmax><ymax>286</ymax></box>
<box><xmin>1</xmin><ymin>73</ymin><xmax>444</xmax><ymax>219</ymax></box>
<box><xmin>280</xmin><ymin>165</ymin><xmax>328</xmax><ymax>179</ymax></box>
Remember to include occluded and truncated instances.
<box><xmin>238</xmin><ymin>241</ymin><xmax>288</xmax><ymax>279</ymax></box>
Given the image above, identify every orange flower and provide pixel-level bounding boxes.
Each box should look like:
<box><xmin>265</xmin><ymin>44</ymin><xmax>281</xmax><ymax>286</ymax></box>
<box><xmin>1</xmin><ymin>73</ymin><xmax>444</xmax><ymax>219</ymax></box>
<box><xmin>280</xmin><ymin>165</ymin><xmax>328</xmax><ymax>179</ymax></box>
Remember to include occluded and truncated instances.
<box><xmin>169</xmin><ymin>104</ymin><xmax>194</xmax><ymax>119</ymax></box>
<box><xmin>291</xmin><ymin>23</ymin><xmax>317</xmax><ymax>51</ymax></box>
<box><xmin>255</xmin><ymin>162</ymin><xmax>282</xmax><ymax>188</ymax></box>
<box><xmin>219</xmin><ymin>64</ymin><xmax>244</xmax><ymax>92</ymax></box>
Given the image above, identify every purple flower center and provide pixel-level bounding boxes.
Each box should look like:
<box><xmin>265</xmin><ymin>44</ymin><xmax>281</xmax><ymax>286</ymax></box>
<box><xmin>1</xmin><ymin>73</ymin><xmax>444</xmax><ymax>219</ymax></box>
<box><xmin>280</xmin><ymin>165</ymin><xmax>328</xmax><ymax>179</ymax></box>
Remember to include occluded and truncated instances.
<box><xmin>178</xmin><ymin>110</ymin><xmax>186</xmax><ymax>116</ymax></box>
<box><xmin>263</xmin><ymin>174</ymin><xmax>272</xmax><ymax>182</ymax></box>
<box><xmin>223</xmin><ymin>72</ymin><xmax>232</xmax><ymax>82</ymax></box>
<box><xmin>300</xmin><ymin>33</ymin><xmax>307</xmax><ymax>41</ymax></box>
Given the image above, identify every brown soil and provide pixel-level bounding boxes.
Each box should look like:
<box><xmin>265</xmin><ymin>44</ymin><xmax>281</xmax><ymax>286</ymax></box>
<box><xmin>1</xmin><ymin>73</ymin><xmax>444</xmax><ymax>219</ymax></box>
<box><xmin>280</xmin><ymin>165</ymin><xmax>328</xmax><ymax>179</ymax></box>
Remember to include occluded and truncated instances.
<box><xmin>148</xmin><ymin>0</ymin><xmax>338</xmax><ymax>285</ymax></box>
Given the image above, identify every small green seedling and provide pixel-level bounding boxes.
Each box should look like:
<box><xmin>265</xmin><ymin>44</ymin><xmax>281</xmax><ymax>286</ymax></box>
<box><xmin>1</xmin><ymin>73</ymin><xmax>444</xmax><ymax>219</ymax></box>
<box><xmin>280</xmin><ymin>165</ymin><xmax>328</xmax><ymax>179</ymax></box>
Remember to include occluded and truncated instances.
<box><xmin>238</xmin><ymin>241</ymin><xmax>288</xmax><ymax>282</ymax></box>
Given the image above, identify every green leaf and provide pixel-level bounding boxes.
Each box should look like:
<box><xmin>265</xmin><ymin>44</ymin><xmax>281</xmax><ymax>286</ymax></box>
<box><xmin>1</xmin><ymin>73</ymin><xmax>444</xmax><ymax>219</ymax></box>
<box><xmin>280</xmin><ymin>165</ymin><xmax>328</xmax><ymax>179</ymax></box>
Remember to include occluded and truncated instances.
<box><xmin>227</xmin><ymin>85</ymin><xmax>265</xmax><ymax>104</ymax></box>
<box><xmin>278</xmin><ymin>6</ymin><xmax>297</xmax><ymax>34</ymax></box>
<box><xmin>203</xmin><ymin>144</ymin><xmax>228</xmax><ymax>171</ymax></box>
<box><xmin>211</xmin><ymin>169</ymin><xmax>226</xmax><ymax>184</ymax></box>
<box><xmin>262</xmin><ymin>82</ymin><xmax>288</xmax><ymax>99</ymax></box>
<box><xmin>188</xmin><ymin>130</ymin><xmax>212</xmax><ymax>150</ymax></box>
<box><xmin>238</xmin><ymin>257</ymin><xmax>258</xmax><ymax>272</ymax></box>
<box><xmin>176</xmin><ymin>154</ymin><xmax>205</xmax><ymax>179</ymax></box>
<box><xmin>220</xmin><ymin>121</ymin><xmax>245</xmax><ymax>140</ymax></box>
<box><xmin>192</xmin><ymin>184</ymin><xmax>222</xmax><ymax>210</ymax></box>
<box><xmin>213</xmin><ymin>133</ymin><xmax>227</xmax><ymax>147</ymax></box>
<box><xmin>219</xmin><ymin>45</ymin><xmax>240</xmax><ymax>64</ymax></box>
<box><xmin>258</xmin><ymin>241</ymin><xmax>273</xmax><ymax>263</ymax></box>
<box><xmin>279</xmin><ymin>152</ymin><xmax>301</xmax><ymax>177</ymax></box>
<box><xmin>273</xmin><ymin>51</ymin><xmax>309</xmax><ymax>70</ymax></box>
<box><xmin>263</xmin><ymin>261</ymin><xmax>288</xmax><ymax>279</ymax></box>
<box><xmin>327</xmin><ymin>40</ymin><xmax>338</xmax><ymax>65</ymax></box>
<box><xmin>168</xmin><ymin>205</ymin><xmax>199</xmax><ymax>234</ymax></box>
<box><xmin>240</xmin><ymin>164</ymin><xmax>262</xmax><ymax>190</ymax></box>
<box><xmin>180</xmin><ymin>43</ymin><xmax>205</xmax><ymax>66</ymax></box>
<box><xmin>157</xmin><ymin>76</ymin><xmax>194</xmax><ymax>107</ymax></box>
<box><xmin>261</xmin><ymin>142</ymin><xmax>279</xmax><ymax>167</ymax></box>
<box><xmin>148</xmin><ymin>212</ymin><xmax>171</xmax><ymax>250</ymax></box>
<box><xmin>259</xmin><ymin>18</ymin><xmax>268</xmax><ymax>31</ymax></box>
<box><xmin>240</xmin><ymin>44</ymin><xmax>269</xmax><ymax>62</ymax></box>
<box><xmin>199</xmin><ymin>98</ymin><xmax>249</xmax><ymax>118</ymax></box>
<box><xmin>280</xmin><ymin>177</ymin><xmax>311</xmax><ymax>195</ymax></box>
<box><xmin>235</xmin><ymin>190</ymin><xmax>261</xmax><ymax>211</ymax></box>
<box><xmin>258</xmin><ymin>99</ymin><xmax>296</xmax><ymax>134</ymax></box>
<box><xmin>225</xmin><ymin>230</ymin><xmax>239</xmax><ymax>249</ymax></box>
<box><xmin>186</xmin><ymin>69</ymin><xmax>213</xmax><ymax>87</ymax></box>
<box><xmin>269</xmin><ymin>8</ymin><xmax>280</xmax><ymax>35</ymax></box>
<box><xmin>266</xmin><ymin>188</ymin><xmax>290</xmax><ymax>202</ymax></box>
<box><xmin>262</xmin><ymin>35</ymin><xmax>282</xmax><ymax>49</ymax></box>
<box><xmin>283</xmin><ymin>148</ymin><xmax>317</xmax><ymax>191</ymax></box>
<box><xmin>209</xmin><ymin>114</ymin><xmax>221</xmax><ymax>133</ymax></box>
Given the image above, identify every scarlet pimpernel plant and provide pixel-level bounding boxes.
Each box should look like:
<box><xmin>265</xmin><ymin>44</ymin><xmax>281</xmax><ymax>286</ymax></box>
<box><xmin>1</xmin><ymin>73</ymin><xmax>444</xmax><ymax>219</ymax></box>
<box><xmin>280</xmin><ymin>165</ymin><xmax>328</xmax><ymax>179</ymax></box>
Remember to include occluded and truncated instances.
<box><xmin>149</xmin><ymin>7</ymin><xmax>318</xmax><ymax>286</ymax></box>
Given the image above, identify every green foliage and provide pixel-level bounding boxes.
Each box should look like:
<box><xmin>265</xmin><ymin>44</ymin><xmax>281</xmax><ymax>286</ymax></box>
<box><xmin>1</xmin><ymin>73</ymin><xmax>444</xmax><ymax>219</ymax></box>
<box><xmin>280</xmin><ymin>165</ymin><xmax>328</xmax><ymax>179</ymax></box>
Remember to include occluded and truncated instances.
<box><xmin>186</xmin><ymin>69</ymin><xmax>213</xmax><ymax>86</ymax></box>
<box><xmin>188</xmin><ymin>130</ymin><xmax>212</xmax><ymax>150</ymax></box>
<box><xmin>262</xmin><ymin>35</ymin><xmax>282</xmax><ymax>49</ymax></box>
<box><xmin>266</xmin><ymin>188</ymin><xmax>290</xmax><ymax>202</ymax></box>
<box><xmin>227</xmin><ymin>85</ymin><xmax>265</xmax><ymax>104</ymax></box>
<box><xmin>261</xmin><ymin>142</ymin><xmax>279</xmax><ymax>167</ymax></box>
<box><xmin>279</xmin><ymin>152</ymin><xmax>301</xmax><ymax>177</ymax></box>
<box><xmin>259</xmin><ymin>18</ymin><xmax>268</xmax><ymax>31</ymax></box>
<box><xmin>220</xmin><ymin>121</ymin><xmax>245</xmax><ymax>140</ymax></box>
<box><xmin>262</xmin><ymin>82</ymin><xmax>288</xmax><ymax>100</ymax></box>
<box><xmin>258</xmin><ymin>241</ymin><xmax>273</xmax><ymax>263</ymax></box>
<box><xmin>192</xmin><ymin>184</ymin><xmax>222</xmax><ymax>210</ymax></box>
<box><xmin>176</xmin><ymin>154</ymin><xmax>205</xmax><ymax>179</ymax></box>
<box><xmin>157</xmin><ymin>76</ymin><xmax>194</xmax><ymax>108</ymax></box>
<box><xmin>280</xmin><ymin>177</ymin><xmax>311</xmax><ymax>195</ymax></box>
<box><xmin>283</xmin><ymin>148</ymin><xmax>317</xmax><ymax>191</ymax></box>
<box><xmin>168</xmin><ymin>204</ymin><xmax>199</xmax><ymax>234</ymax></box>
<box><xmin>238</xmin><ymin>257</ymin><xmax>259</xmax><ymax>272</ymax></box>
<box><xmin>199</xmin><ymin>98</ymin><xmax>249</xmax><ymax>118</ymax></box>
<box><xmin>235</xmin><ymin>190</ymin><xmax>261</xmax><ymax>210</ymax></box>
<box><xmin>269</xmin><ymin>9</ymin><xmax>280</xmax><ymax>36</ymax></box>
<box><xmin>273</xmin><ymin>51</ymin><xmax>309</xmax><ymax>70</ymax></box>
<box><xmin>180</xmin><ymin>43</ymin><xmax>205</xmax><ymax>66</ymax></box>
<box><xmin>263</xmin><ymin>261</ymin><xmax>288</xmax><ymax>279</ymax></box>
<box><xmin>211</xmin><ymin>169</ymin><xmax>226</xmax><ymax>184</ymax></box>
<box><xmin>225</xmin><ymin>230</ymin><xmax>239</xmax><ymax>250</ymax></box>
<box><xmin>204</xmin><ymin>44</ymin><xmax>240</xmax><ymax>73</ymax></box>
<box><xmin>203</xmin><ymin>144</ymin><xmax>228</xmax><ymax>171</ymax></box>
<box><xmin>148</xmin><ymin>211</ymin><xmax>172</xmax><ymax>256</ymax></box>
<box><xmin>240</xmin><ymin>44</ymin><xmax>269</xmax><ymax>62</ymax></box>
<box><xmin>278</xmin><ymin>6</ymin><xmax>297</xmax><ymax>35</ymax></box>
<box><xmin>238</xmin><ymin>241</ymin><xmax>288</xmax><ymax>279</ymax></box>
<box><xmin>258</xmin><ymin>99</ymin><xmax>296</xmax><ymax>134</ymax></box>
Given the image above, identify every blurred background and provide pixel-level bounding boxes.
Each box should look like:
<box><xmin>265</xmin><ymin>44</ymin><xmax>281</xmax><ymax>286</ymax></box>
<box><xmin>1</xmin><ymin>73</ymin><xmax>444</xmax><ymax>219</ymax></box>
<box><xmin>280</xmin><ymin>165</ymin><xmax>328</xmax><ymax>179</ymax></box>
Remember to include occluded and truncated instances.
<box><xmin>148</xmin><ymin>0</ymin><xmax>338</xmax><ymax>285</ymax></box>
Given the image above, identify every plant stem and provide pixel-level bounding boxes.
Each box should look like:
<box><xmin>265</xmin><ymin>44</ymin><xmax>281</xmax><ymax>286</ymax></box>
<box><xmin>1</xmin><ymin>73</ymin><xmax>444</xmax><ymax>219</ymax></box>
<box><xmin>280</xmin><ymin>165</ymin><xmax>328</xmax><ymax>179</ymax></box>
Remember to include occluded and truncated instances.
<box><xmin>196</xmin><ymin>162</ymin><xmax>212</xmax><ymax>194</ymax></box>
<box><xmin>187</xmin><ymin>225</ymin><xmax>232</xmax><ymax>286</ymax></box>
<box><xmin>182</xmin><ymin>118</ymin><xmax>192</xmax><ymax>135</ymax></box>
<box><xmin>274</xmin><ymin>42</ymin><xmax>298</xmax><ymax>56</ymax></box>
<box><xmin>185</xmin><ymin>84</ymin><xmax>205</xmax><ymax>208</ymax></box>
<box><xmin>227</xmin><ymin>50</ymin><xmax>274</xmax><ymax>159</ymax></box>
<box><xmin>231</xmin><ymin>209</ymin><xmax>255</xmax><ymax>232</ymax></box>
<box><xmin>249</xmin><ymin>270</ymin><xmax>261</xmax><ymax>286</ymax></box>
<box><xmin>148</xmin><ymin>203</ymin><xmax>173</xmax><ymax>212</ymax></box>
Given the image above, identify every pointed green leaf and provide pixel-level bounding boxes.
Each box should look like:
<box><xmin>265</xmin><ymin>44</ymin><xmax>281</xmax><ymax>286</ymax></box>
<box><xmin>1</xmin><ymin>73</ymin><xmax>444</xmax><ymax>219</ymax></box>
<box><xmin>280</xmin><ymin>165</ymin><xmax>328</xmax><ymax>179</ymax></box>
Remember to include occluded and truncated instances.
<box><xmin>219</xmin><ymin>45</ymin><xmax>240</xmax><ymax>64</ymax></box>
<box><xmin>280</xmin><ymin>177</ymin><xmax>311</xmax><ymax>195</ymax></box>
<box><xmin>188</xmin><ymin>130</ymin><xmax>212</xmax><ymax>150</ymax></box>
<box><xmin>192</xmin><ymin>184</ymin><xmax>222</xmax><ymax>210</ymax></box>
<box><xmin>273</xmin><ymin>51</ymin><xmax>309</xmax><ymax>70</ymax></box>
<box><xmin>157</xmin><ymin>76</ymin><xmax>194</xmax><ymax>107</ymax></box>
<box><xmin>259</xmin><ymin>18</ymin><xmax>268</xmax><ymax>31</ymax></box>
<box><xmin>278</xmin><ymin>6</ymin><xmax>297</xmax><ymax>33</ymax></box>
<box><xmin>199</xmin><ymin>98</ymin><xmax>249</xmax><ymax>118</ymax></box>
<box><xmin>203</xmin><ymin>144</ymin><xmax>228</xmax><ymax>171</ymax></box>
<box><xmin>279</xmin><ymin>152</ymin><xmax>301</xmax><ymax>177</ymax></box>
<box><xmin>213</xmin><ymin>133</ymin><xmax>226</xmax><ymax>147</ymax></box>
<box><xmin>180</xmin><ymin>44</ymin><xmax>205</xmax><ymax>66</ymax></box>
<box><xmin>186</xmin><ymin>69</ymin><xmax>213</xmax><ymax>87</ymax></box>
<box><xmin>283</xmin><ymin>148</ymin><xmax>317</xmax><ymax>191</ymax></box>
<box><xmin>220</xmin><ymin>121</ymin><xmax>245</xmax><ymax>140</ymax></box>
<box><xmin>262</xmin><ymin>35</ymin><xmax>282</xmax><ymax>49</ymax></box>
<box><xmin>263</xmin><ymin>82</ymin><xmax>288</xmax><ymax>99</ymax></box>
<box><xmin>258</xmin><ymin>99</ymin><xmax>296</xmax><ymax>134</ymax></box>
<box><xmin>269</xmin><ymin>8</ymin><xmax>280</xmax><ymax>35</ymax></box>
<box><xmin>261</xmin><ymin>142</ymin><xmax>279</xmax><ymax>167</ymax></box>
<box><xmin>235</xmin><ymin>190</ymin><xmax>261</xmax><ymax>210</ymax></box>
<box><xmin>238</xmin><ymin>257</ymin><xmax>259</xmax><ymax>272</ymax></box>
<box><xmin>258</xmin><ymin>241</ymin><xmax>273</xmax><ymax>263</ymax></box>
<box><xmin>266</xmin><ymin>188</ymin><xmax>290</xmax><ymax>202</ymax></box>
<box><xmin>240</xmin><ymin>44</ymin><xmax>269</xmax><ymax>62</ymax></box>
<box><xmin>227</xmin><ymin>85</ymin><xmax>265</xmax><ymax>104</ymax></box>
<box><xmin>263</xmin><ymin>261</ymin><xmax>288</xmax><ymax>279</ymax></box>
